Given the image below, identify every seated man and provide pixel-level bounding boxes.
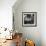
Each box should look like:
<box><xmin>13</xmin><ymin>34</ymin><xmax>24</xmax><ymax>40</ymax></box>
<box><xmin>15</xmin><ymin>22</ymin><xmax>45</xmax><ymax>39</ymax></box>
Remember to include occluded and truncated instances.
<box><xmin>15</xmin><ymin>33</ymin><xmax>22</xmax><ymax>46</ymax></box>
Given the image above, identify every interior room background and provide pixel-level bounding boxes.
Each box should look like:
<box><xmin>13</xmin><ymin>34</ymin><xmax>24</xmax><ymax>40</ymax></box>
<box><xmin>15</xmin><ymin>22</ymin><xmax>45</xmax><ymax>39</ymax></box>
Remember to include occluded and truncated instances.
<box><xmin>0</xmin><ymin>0</ymin><xmax>46</xmax><ymax>46</ymax></box>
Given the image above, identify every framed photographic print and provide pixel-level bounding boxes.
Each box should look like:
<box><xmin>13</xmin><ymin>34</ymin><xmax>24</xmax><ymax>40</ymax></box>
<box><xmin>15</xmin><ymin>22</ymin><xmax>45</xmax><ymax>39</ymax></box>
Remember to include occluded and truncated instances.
<box><xmin>22</xmin><ymin>12</ymin><xmax>37</xmax><ymax>27</ymax></box>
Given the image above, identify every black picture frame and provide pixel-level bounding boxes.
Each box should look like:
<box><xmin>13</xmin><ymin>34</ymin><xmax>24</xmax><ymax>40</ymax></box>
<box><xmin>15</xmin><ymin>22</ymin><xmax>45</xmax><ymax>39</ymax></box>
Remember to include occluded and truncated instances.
<box><xmin>22</xmin><ymin>12</ymin><xmax>37</xmax><ymax>27</ymax></box>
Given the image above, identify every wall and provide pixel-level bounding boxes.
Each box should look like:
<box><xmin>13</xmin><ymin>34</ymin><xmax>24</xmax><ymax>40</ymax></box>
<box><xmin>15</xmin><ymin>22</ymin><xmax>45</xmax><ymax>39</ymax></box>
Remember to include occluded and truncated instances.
<box><xmin>0</xmin><ymin>0</ymin><xmax>16</xmax><ymax>30</ymax></box>
<box><xmin>41</xmin><ymin>0</ymin><xmax>46</xmax><ymax>46</ymax></box>
<box><xmin>13</xmin><ymin>0</ymin><xmax>41</xmax><ymax>46</ymax></box>
<box><xmin>13</xmin><ymin>0</ymin><xmax>46</xmax><ymax>46</ymax></box>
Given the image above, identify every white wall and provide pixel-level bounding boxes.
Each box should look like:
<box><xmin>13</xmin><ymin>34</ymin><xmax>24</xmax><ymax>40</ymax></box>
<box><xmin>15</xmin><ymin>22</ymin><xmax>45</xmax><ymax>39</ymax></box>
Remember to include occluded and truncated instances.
<box><xmin>41</xmin><ymin>0</ymin><xmax>46</xmax><ymax>46</ymax></box>
<box><xmin>0</xmin><ymin>0</ymin><xmax>16</xmax><ymax>30</ymax></box>
<box><xmin>13</xmin><ymin>0</ymin><xmax>46</xmax><ymax>46</ymax></box>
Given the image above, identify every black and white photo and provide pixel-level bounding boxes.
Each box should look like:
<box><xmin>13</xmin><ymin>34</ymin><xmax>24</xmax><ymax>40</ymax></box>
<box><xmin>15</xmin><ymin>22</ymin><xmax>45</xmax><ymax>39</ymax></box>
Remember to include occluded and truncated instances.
<box><xmin>22</xmin><ymin>12</ymin><xmax>37</xmax><ymax>27</ymax></box>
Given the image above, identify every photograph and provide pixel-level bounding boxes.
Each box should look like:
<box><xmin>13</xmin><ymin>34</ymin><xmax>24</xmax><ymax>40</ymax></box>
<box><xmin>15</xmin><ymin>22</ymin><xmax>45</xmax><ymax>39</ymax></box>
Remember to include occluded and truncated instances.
<box><xmin>22</xmin><ymin>12</ymin><xmax>37</xmax><ymax>27</ymax></box>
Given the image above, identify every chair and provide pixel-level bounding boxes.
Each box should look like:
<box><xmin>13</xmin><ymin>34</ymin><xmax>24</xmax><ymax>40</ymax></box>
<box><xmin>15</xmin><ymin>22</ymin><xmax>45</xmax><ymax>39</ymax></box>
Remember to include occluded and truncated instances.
<box><xmin>25</xmin><ymin>40</ymin><xmax>35</xmax><ymax>46</ymax></box>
